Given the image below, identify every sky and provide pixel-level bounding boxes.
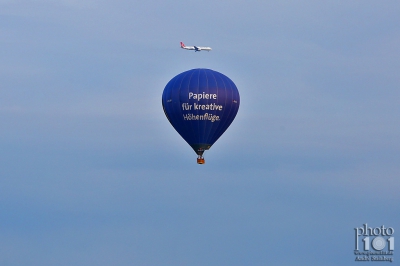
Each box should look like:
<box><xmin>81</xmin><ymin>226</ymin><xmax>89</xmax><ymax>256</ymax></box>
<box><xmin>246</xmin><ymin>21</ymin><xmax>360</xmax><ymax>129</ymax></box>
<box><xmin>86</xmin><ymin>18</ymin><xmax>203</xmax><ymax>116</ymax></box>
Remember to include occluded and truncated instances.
<box><xmin>0</xmin><ymin>1</ymin><xmax>399</xmax><ymax>265</ymax></box>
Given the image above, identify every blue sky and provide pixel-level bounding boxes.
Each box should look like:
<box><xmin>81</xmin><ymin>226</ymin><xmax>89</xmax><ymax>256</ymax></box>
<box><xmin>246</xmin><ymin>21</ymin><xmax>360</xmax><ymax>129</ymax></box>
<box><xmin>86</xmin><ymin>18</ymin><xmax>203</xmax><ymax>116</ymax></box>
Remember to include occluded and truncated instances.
<box><xmin>0</xmin><ymin>1</ymin><xmax>399</xmax><ymax>265</ymax></box>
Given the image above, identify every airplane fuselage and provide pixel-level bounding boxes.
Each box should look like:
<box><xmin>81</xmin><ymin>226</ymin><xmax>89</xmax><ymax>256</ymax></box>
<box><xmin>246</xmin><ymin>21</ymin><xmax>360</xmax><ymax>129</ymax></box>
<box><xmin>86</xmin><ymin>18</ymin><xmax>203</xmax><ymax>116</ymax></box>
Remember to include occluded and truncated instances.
<box><xmin>180</xmin><ymin>42</ymin><xmax>212</xmax><ymax>52</ymax></box>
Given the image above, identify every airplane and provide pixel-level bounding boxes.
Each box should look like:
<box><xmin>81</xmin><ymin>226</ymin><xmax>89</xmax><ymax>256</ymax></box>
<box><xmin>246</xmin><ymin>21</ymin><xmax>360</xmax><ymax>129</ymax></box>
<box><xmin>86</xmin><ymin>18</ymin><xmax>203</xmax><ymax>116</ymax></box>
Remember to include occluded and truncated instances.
<box><xmin>180</xmin><ymin>42</ymin><xmax>212</xmax><ymax>52</ymax></box>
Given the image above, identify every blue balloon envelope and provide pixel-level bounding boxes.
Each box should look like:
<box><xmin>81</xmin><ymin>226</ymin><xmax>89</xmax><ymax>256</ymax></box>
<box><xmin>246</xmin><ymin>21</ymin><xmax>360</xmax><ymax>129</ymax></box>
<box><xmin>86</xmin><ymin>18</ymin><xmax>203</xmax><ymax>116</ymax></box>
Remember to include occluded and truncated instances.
<box><xmin>162</xmin><ymin>68</ymin><xmax>240</xmax><ymax>164</ymax></box>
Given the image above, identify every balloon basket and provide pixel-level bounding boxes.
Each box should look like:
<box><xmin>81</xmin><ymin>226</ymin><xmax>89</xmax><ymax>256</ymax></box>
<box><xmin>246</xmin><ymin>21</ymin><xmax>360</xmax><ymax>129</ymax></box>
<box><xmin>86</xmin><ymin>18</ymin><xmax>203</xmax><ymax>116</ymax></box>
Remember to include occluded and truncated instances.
<box><xmin>197</xmin><ymin>157</ymin><xmax>205</xmax><ymax>164</ymax></box>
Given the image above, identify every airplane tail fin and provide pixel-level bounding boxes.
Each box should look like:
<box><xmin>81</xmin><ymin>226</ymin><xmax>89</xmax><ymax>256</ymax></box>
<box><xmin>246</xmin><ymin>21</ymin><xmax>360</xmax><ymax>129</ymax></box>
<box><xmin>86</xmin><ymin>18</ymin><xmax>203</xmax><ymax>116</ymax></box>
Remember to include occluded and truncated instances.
<box><xmin>180</xmin><ymin>42</ymin><xmax>185</xmax><ymax>48</ymax></box>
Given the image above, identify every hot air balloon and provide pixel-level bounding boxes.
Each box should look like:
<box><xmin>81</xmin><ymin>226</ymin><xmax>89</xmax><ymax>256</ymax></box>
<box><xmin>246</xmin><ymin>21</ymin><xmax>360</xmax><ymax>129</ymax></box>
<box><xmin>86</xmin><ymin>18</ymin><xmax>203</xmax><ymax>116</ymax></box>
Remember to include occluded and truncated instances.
<box><xmin>162</xmin><ymin>68</ymin><xmax>240</xmax><ymax>164</ymax></box>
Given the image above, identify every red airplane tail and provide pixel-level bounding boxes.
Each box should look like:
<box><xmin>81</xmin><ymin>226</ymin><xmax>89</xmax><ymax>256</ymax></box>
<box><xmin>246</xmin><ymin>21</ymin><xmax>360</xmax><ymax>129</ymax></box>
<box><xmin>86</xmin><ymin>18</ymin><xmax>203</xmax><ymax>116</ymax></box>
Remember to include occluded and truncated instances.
<box><xmin>180</xmin><ymin>42</ymin><xmax>185</xmax><ymax>48</ymax></box>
